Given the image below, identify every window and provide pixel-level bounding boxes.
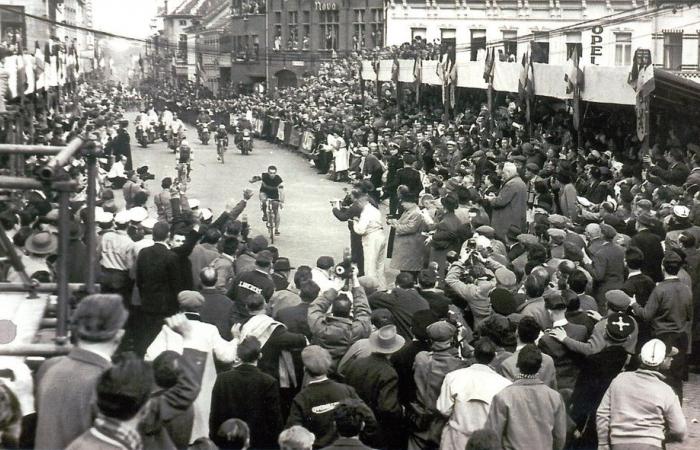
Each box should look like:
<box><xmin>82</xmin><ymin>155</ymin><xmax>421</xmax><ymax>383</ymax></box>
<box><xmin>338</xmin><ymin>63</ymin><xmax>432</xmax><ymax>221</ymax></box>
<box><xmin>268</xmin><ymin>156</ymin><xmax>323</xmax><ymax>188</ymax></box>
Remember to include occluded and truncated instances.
<box><xmin>177</xmin><ymin>33</ymin><xmax>188</xmax><ymax>61</ymax></box>
<box><xmin>320</xmin><ymin>10</ymin><xmax>339</xmax><ymax>50</ymax></box>
<box><xmin>470</xmin><ymin>29</ymin><xmax>486</xmax><ymax>61</ymax></box>
<box><xmin>0</xmin><ymin>5</ymin><xmax>26</xmax><ymax>52</ymax></box>
<box><xmin>615</xmin><ymin>32</ymin><xmax>632</xmax><ymax>66</ymax></box>
<box><xmin>353</xmin><ymin>9</ymin><xmax>365</xmax><ymax>50</ymax></box>
<box><xmin>531</xmin><ymin>32</ymin><xmax>549</xmax><ymax>63</ymax></box>
<box><xmin>370</xmin><ymin>8</ymin><xmax>383</xmax><ymax>48</ymax></box>
<box><xmin>664</xmin><ymin>32</ymin><xmax>682</xmax><ymax>70</ymax></box>
<box><xmin>274</xmin><ymin>11</ymin><xmax>282</xmax><ymax>50</ymax></box>
<box><xmin>288</xmin><ymin>11</ymin><xmax>298</xmax><ymax>49</ymax></box>
<box><xmin>412</xmin><ymin>27</ymin><xmax>426</xmax><ymax>43</ymax></box>
<box><xmin>565</xmin><ymin>32</ymin><xmax>582</xmax><ymax>60</ymax></box>
<box><xmin>179</xmin><ymin>19</ymin><xmax>187</xmax><ymax>26</ymax></box>
<box><xmin>302</xmin><ymin>11</ymin><xmax>310</xmax><ymax>50</ymax></box>
<box><xmin>502</xmin><ymin>30</ymin><xmax>517</xmax><ymax>61</ymax></box>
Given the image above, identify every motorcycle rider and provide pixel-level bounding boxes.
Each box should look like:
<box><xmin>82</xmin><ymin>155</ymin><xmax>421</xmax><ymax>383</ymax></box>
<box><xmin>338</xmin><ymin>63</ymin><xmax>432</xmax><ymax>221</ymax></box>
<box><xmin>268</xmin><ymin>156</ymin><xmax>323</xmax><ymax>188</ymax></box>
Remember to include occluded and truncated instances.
<box><xmin>176</xmin><ymin>138</ymin><xmax>193</xmax><ymax>184</ymax></box>
<box><xmin>169</xmin><ymin>113</ymin><xmax>186</xmax><ymax>149</ymax></box>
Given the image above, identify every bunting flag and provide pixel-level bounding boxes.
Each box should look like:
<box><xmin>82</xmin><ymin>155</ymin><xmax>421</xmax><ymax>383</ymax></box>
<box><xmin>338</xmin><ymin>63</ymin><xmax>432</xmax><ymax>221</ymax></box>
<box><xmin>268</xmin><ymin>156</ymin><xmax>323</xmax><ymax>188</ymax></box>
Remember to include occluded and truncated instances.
<box><xmin>35</xmin><ymin>42</ymin><xmax>45</xmax><ymax>90</ymax></box>
<box><xmin>483</xmin><ymin>47</ymin><xmax>496</xmax><ymax>84</ymax></box>
<box><xmin>196</xmin><ymin>54</ymin><xmax>207</xmax><ymax>83</ymax></box>
<box><xmin>16</xmin><ymin>52</ymin><xmax>26</xmax><ymax>98</ymax></box>
<box><xmin>391</xmin><ymin>56</ymin><xmax>400</xmax><ymax>107</ymax></box>
<box><xmin>372</xmin><ymin>56</ymin><xmax>380</xmax><ymax>99</ymax></box>
<box><xmin>413</xmin><ymin>54</ymin><xmax>422</xmax><ymax>103</ymax></box>
<box><xmin>518</xmin><ymin>50</ymin><xmax>534</xmax><ymax>123</ymax></box>
<box><xmin>23</xmin><ymin>52</ymin><xmax>35</xmax><ymax>95</ymax></box>
<box><xmin>437</xmin><ymin>45</ymin><xmax>457</xmax><ymax>111</ymax></box>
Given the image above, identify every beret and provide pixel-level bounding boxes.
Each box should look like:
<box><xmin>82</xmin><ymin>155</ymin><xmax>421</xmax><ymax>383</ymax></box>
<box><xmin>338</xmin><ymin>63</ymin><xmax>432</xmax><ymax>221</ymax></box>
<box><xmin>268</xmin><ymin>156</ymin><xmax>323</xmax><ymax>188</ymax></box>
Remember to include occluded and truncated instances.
<box><xmin>606</xmin><ymin>312</ymin><xmax>636</xmax><ymax>342</ymax></box>
<box><xmin>490</xmin><ymin>287</ymin><xmax>517</xmax><ymax>316</ymax></box>
<box><xmin>316</xmin><ymin>256</ymin><xmax>335</xmax><ymax>270</ymax></box>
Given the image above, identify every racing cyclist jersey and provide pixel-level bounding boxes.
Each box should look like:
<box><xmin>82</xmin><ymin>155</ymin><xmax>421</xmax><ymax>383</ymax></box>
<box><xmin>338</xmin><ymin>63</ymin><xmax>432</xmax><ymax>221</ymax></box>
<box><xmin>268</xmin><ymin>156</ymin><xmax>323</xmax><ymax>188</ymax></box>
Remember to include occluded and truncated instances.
<box><xmin>260</xmin><ymin>173</ymin><xmax>283</xmax><ymax>200</ymax></box>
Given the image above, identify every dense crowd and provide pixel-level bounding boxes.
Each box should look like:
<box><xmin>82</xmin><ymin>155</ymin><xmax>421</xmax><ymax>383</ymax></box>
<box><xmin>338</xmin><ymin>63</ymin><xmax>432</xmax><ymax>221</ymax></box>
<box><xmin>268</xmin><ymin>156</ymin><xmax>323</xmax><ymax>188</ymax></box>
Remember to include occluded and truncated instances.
<box><xmin>0</xmin><ymin>45</ymin><xmax>699</xmax><ymax>450</ymax></box>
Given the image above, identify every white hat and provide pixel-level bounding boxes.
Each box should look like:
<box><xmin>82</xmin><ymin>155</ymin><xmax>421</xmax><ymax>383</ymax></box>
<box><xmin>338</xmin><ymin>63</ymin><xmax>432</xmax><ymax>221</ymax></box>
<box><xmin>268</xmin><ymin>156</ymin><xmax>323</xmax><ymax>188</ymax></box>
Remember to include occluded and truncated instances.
<box><xmin>141</xmin><ymin>217</ymin><xmax>157</xmax><ymax>230</ymax></box>
<box><xmin>200</xmin><ymin>208</ymin><xmax>213</xmax><ymax>221</ymax></box>
<box><xmin>640</xmin><ymin>338</ymin><xmax>678</xmax><ymax>366</ymax></box>
<box><xmin>577</xmin><ymin>196</ymin><xmax>593</xmax><ymax>208</ymax></box>
<box><xmin>128</xmin><ymin>206</ymin><xmax>148</xmax><ymax>223</ymax></box>
<box><xmin>114</xmin><ymin>210</ymin><xmax>131</xmax><ymax>225</ymax></box>
<box><xmin>188</xmin><ymin>199</ymin><xmax>201</xmax><ymax>209</ymax></box>
<box><xmin>95</xmin><ymin>208</ymin><xmax>113</xmax><ymax>224</ymax></box>
<box><xmin>673</xmin><ymin>205</ymin><xmax>690</xmax><ymax>219</ymax></box>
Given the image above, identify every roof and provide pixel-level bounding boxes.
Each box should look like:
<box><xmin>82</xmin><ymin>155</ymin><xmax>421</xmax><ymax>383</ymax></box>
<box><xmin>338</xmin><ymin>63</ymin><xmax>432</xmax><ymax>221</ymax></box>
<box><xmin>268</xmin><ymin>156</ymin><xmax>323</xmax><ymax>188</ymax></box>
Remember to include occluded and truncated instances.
<box><xmin>200</xmin><ymin>0</ymin><xmax>231</xmax><ymax>30</ymax></box>
<box><xmin>652</xmin><ymin>68</ymin><xmax>700</xmax><ymax>114</ymax></box>
<box><xmin>169</xmin><ymin>0</ymin><xmax>227</xmax><ymax>17</ymax></box>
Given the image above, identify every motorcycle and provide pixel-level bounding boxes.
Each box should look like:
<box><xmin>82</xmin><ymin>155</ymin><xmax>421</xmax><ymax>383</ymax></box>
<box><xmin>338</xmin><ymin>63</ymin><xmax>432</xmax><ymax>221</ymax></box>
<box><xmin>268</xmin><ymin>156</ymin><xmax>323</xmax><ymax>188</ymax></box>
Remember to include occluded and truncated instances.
<box><xmin>238</xmin><ymin>128</ymin><xmax>253</xmax><ymax>155</ymax></box>
<box><xmin>169</xmin><ymin>131</ymin><xmax>184</xmax><ymax>153</ymax></box>
<box><xmin>135</xmin><ymin>124</ymin><xmax>148</xmax><ymax>148</ymax></box>
<box><xmin>198</xmin><ymin>122</ymin><xmax>211</xmax><ymax>145</ymax></box>
<box><xmin>147</xmin><ymin>122</ymin><xmax>157</xmax><ymax>143</ymax></box>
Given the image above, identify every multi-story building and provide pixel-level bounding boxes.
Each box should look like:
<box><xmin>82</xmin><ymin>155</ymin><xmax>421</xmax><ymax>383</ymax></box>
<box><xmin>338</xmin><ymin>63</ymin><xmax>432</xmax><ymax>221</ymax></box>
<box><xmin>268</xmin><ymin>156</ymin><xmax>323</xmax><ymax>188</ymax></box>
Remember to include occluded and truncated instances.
<box><xmin>385</xmin><ymin>0</ymin><xmax>700</xmax><ymax>77</ymax></box>
<box><xmin>225</xmin><ymin>0</ymin><xmax>386</xmax><ymax>93</ymax></box>
<box><xmin>193</xmin><ymin>1</ymin><xmax>230</xmax><ymax>95</ymax></box>
<box><xmin>0</xmin><ymin>0</ymin><xmax>57</xmax><ymax>48</ymax></box>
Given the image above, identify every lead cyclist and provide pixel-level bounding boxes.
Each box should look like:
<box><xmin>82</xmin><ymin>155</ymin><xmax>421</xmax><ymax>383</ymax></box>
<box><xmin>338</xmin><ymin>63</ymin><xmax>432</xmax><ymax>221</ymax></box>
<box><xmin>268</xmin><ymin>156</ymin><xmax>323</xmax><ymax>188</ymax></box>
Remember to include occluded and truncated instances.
<box><xmin>249</xmin><ymin>165</ymin><xmax>284</xmax><ymax>235</ymax></box>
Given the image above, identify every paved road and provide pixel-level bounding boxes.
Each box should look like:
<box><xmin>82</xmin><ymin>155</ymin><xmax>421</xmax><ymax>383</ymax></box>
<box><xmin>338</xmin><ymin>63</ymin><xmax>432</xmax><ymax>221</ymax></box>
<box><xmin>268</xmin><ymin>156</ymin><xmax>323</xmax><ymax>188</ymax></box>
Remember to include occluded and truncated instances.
<box><xmin>127</xmin><ymin>114</ymin><xmax>352</xmax><ymax>268</ymax></box>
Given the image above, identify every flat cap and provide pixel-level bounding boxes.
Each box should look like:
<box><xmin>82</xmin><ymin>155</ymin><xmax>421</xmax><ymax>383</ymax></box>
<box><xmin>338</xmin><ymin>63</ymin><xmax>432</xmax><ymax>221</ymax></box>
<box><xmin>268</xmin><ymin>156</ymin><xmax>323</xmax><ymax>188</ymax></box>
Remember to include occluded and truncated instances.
<box><xmin>426</xmin><ymin>321</ymin><xmax>457</xmax><ymax>342</ymax></box>
<box><xmin>72</xmin><ymin>294</ymin><xmax>128</xmax><ymax>342</ymax></box>
<box><xmin>177</xmin><ymin>290</ymin><xmax>205</xmax><ymax>311</ymax></box>
<box><xmin>316</xmin><ymin>256</ymin><xmax>335</xmax><ymax>270</ymax></box>
<box><xmin>605</xmin><ymin>289</ymin><xmax>632</xmax><ymax>311</ymax></box>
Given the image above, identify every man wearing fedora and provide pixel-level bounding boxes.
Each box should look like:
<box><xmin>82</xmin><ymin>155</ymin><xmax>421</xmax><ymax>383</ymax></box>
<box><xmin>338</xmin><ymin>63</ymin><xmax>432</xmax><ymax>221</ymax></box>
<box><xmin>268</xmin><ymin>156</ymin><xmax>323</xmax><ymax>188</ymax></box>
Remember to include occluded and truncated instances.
<box><xmin>344</xmin><ymin>324</ymin><xmax>405</xmax><ymax>450</ymax></box>
<box><xmin>596</xmin><ymin>339</ymin><xmax>687</xmax><ymax>450</ymax></box>
<box><xmin>7</xmin><ymin>230</ymin><xmax>57</xmax><ymax>283</ymax></box>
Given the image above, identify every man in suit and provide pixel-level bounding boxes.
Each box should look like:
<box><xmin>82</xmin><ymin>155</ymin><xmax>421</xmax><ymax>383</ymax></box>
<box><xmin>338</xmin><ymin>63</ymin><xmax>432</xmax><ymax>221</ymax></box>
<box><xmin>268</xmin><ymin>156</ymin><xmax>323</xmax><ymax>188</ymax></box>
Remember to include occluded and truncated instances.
<box><xmin>630</xmin><ymin>213</ymin><xmax>664</xmax><ymax>282</ymax></box>
<box><xmin>210</xmin><ymin>336</ymin><xmax>283</xmax><ymax>449</ymax></box>
<box><xmin>583</xmin><ymin>224</ymin><xmax>626</xmax><ymax>312</ymax></box>
<box><xmin>333</xmin><ymin>184</ymin><xmax>368</xmax><ymax>275</ymax></box>
<box><xmin>386</xmin><ymin>154</ymin><xmax>422</xmax><ymax>257</ymax></box>
<box><xmin>344</xmin><ymin>325</ymin><xmax>405</xmax><ymax>449</ymax></box>
<box><xmin>124</xmin><ymin>221</ymin><xmax>199</xmax><ymax>356</ymax></box>
<box><xmin>35</xmin><ymin>295</ymin><xmax>128</xmax><ymax>450</ymax></box>
<box><xmin>198</xmin><ymin>267</ymin><xmax>234</xmax><ymax>340</ymax></box>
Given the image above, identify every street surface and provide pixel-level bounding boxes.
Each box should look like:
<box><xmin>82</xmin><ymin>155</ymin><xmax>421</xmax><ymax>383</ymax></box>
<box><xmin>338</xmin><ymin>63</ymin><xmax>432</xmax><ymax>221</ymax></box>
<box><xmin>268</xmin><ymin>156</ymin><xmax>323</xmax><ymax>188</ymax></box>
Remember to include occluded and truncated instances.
<box><xmin>127</xmin><ymin>114</ymin><xmax>351</xmax><ymax>268</ymax></box>
<box><xmin>125</xmin><ymin>114</ymin><xmax>700</xmax><ymax>447</ymax></box>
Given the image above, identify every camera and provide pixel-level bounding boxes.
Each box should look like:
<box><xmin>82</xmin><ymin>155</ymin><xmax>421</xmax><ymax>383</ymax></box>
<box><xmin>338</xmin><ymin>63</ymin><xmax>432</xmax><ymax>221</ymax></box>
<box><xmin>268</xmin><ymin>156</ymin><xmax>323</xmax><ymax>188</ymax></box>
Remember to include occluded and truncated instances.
<box><xmin>334</xmin><ymin>248</ymin><xmax>354</xmax><ymax>280</ymax></box>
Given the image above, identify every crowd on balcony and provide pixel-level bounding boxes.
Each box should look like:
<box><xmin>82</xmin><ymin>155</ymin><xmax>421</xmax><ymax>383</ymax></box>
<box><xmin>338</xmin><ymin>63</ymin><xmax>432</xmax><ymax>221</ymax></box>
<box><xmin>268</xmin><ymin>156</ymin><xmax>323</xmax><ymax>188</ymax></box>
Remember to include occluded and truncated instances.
<box><xmin>0</xmin><ymin>40</ymin><xmax>699</xmax><ymax>450</ymax></box>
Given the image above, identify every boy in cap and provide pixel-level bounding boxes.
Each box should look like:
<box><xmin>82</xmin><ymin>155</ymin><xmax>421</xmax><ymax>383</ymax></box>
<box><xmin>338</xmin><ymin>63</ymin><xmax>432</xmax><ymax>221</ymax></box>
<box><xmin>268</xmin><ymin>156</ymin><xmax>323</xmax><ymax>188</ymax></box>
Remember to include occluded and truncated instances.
<box><xmin>35</xmin><ymin>295</ymin><xmax>128</xmax><ymax>450</ymax></box>
<box><xmin>596</xmin><ymin>339</ymin><xmax>686</xmax><ymax>449</ymax></box>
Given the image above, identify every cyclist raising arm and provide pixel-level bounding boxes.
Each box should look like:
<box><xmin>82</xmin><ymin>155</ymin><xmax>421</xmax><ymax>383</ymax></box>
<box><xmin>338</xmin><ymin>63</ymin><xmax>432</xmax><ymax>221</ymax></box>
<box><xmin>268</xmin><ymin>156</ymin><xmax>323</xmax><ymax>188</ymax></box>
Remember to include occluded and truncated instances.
<box><xmin>249</xmin><ymin>165</ymin><xmax>284</xmax><ymax>234</ymax></box>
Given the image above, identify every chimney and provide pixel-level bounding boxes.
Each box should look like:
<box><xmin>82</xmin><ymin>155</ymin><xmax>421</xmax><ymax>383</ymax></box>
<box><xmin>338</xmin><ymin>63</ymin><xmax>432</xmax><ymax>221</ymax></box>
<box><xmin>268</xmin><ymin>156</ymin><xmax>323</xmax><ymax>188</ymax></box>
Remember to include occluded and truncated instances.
<box><xmin>164</xmin><ymin>0</ymin><xmax>169</xmax><ymax>14</ymax></box>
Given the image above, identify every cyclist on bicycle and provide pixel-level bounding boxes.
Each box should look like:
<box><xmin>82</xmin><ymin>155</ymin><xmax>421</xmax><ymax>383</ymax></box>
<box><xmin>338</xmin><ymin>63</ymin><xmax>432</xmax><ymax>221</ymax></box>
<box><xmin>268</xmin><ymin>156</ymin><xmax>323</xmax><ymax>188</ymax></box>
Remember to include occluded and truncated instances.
<box><xmin>215</xmin><ymin>124</ymin><xmax>228</xmax><ymax>162</ymax></box>
<box><xmin>250</xmin><ymin>165</ymin><xmax>284</xmax><ymax>235</ymax></box>
<box><xmin>177</xmin><ymin>139</ymin><xmax>193</xmax><ymax>183</ymax></box>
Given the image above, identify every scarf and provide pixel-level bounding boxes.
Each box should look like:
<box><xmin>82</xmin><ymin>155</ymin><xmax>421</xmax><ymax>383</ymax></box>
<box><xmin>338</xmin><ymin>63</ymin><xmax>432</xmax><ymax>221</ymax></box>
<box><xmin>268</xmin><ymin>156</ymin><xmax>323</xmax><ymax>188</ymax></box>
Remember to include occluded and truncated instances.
<box><xmin>93</xmin><ymin>414</ymin><xmax>142</xmax><ymax>450</ymax></box>
<box><xmin>241</xmin><ymin>314</ymin><xmax>298</xmax><ymax>389</ymax></box>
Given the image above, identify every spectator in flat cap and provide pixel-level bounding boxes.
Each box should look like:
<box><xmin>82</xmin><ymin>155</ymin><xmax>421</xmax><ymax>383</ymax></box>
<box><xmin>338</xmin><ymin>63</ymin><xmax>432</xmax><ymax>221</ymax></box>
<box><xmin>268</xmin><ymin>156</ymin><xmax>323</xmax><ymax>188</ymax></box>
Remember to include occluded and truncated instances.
<box><xmin>35</xmin><ymin>294</ymin><xmax>128</xmax><ymax>450</ymax></box>
<box><xmin>583</xmin><ymin>221</ymin><xmax>626</xmax><ymax>311</ymax></box>
<box><xmin>286</xmin><ymin>346</ymin><xmax>372</xmax><ymax>448</ymax></box>
<box><xmin>485</xmin><ymin>344</ymin><xmax>567</xmax><ymax>450</ymax></box>
<box><xmin>410</xmin><ymin>321</ymin><xmax>467</xmax><ymax>449</ymax></box>
<box><xmin>486</xmin><ymin>162</ymin><xmax>528</xmax><ymax>241</ymax></box>
<box><xmin>146</xmin><ymin>292</ymin><xmax>236</xmax><ymax>442</ymax></box>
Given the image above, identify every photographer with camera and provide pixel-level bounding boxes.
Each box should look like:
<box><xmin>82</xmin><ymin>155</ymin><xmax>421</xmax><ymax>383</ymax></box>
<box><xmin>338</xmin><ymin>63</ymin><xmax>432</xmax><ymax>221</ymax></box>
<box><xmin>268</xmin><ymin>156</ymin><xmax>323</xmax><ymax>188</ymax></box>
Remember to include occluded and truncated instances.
<box><xmin>307</xmin><ymin>265</ymin><xmax>372</xmax><ymax>373</ymax></box>
<box><xmin>444</xmin><ymin>235</ymin><xmax>510</xmax><ymax>328</ymax></box>
<box><xmin>332</xmin><ymin>182</ymin><xmax>376</xmax><ymax>277</ymax></box>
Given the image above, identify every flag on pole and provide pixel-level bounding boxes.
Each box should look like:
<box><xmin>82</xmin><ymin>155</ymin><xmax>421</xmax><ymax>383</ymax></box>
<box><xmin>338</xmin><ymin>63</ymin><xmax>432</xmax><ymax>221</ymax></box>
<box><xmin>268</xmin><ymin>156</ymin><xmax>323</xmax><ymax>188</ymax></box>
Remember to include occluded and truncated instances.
<box><xmin>196</xmin><ymin>54</ymin><xmax>208</xmax><ymax>83</ymax></box>
<box><xmin>564</xmin><ymin>46</ymin><xmax>584</xmax><ymax>94</ymax></box>
<box><xmin>35</xmin><ymin>42</ymin><xmax>45</xmax><ymax>90</ymax></box>
<box><xmin>483</xmin><ymin>47</ymin><xmax>496</xmax><ymax>84</ymax></box>
<box><xmin>391</xmin><ymin>55</ymin><xmax>400</xmax><ymax>107</ymax></box>
<box><xmin>518</xmin><ymin>50</ymin><xmax>534</xmax><ymax>123</ymax></box>
<box><xmin>372</xmin><ymin>56</ymin><xmax>381</xmax><ymax>99</ymax></box>
<box><xmin>16</xmin><ymin>52</ymin><xmax>26</xmax><ymax>98</ymax></box>
<box><xmin>628</xmin><ymin>48</ymin><xmax>655</xmax><ymax>141</ymax></box>
<box><xmin>437</xmin><ymin>44</ymin><xmax>457</xmax><ymax>111</ymax></box>
<box><xmin>413</xmin><ymin>54</ymin><xmax>422</xmax><ymax>103</ymax></box>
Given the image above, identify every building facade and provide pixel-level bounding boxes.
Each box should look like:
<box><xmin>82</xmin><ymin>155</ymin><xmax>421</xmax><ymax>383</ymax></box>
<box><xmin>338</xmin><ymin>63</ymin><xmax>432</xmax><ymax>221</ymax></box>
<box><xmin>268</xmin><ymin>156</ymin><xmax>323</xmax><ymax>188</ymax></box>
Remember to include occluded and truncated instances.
<box><xmin>224</xmin><ymin>0</ymin><xmax>385</xmax><ymax>93</ymax></box>
<box><xmin>385</xmin><ymin>0</ymin><xmax>700</xmax><ymax>76</ymax></box>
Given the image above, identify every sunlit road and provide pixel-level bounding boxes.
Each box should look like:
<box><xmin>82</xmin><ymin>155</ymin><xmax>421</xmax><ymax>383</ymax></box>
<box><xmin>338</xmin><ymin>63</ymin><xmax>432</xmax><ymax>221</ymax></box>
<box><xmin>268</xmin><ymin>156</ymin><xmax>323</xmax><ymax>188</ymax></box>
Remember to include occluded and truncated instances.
<box><xmin>126</xmin><ymin>113</ymin><xmax>351</xmax><ymax>268</ymax></box>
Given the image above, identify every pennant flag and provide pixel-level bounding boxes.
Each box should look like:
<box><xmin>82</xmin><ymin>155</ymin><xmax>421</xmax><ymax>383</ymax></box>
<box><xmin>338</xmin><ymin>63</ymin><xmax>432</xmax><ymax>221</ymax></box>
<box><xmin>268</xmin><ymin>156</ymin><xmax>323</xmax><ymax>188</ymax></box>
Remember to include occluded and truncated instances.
<box><xmin>35</xmin><ymin>42</ymin><xmax>45</xmax><ymax>90</ymax></box>
<box><xmin>16</xmin><ymin>52</ymin><xmax>26</xmax><ymax>97</ymax></box>
<box><xmin>24</xmin><ymin>52</ymin><xmax>35</xmax><ymax>95</ymax></box>
<box><xmin>564</xmin><ymin>46</ymin><xmax>584</xmax><ymax>94</ymax></box>
<box><xmin>372</xmin><ymin>56</ymin><xmax>381</xmax><ymax>99</ymax></box>
<box><xmin>483</xmin><ymin>47</ymin><xmax>495</xmax><ymax>84</ymax></box>
<box><xmin>413</xmin><ymin>54</ymin><xmax>422</xmax><ymax>103</ymax></box>
<box><xmin>518</xmin><ymin>51</ymin><xmax>534</xmax><ymax>123</ymax></box>
<box><xmin>437</xmin><ymin>44</ymin><xmax>457</xmax><ymax>110</ymax></box>
<box><xmin>628</xmin><ymin>48</ymin><xmax>655</xmax><ymax>141</ymax></box>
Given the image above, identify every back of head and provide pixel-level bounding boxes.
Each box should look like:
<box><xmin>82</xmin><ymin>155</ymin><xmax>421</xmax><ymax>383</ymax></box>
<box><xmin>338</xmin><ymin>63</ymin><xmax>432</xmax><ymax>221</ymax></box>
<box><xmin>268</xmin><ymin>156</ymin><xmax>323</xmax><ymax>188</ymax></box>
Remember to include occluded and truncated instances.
<box><xmin>301</xmin><ymin>345</ymin><xmax>332</xmax><ymax>377</ymax></box>
<box><xmin>395</xmin><ymin>272</ymin><xmax>415</xmax><ymax>289</ymax></box>
<box><xmin>217</xmin><ymin>418</ymin><xmax>250</xmax><ymax>450</ymax></box>
<box><xmin>299</xmin><ymin>280</ymin><xmax>320</xmax><ymax>303</ymax></box>
<box><xmin>237</xmin><ymin>336</ymin><xmax>261</xmax><ymax>363</ymax></box>
<box><xmin>524</xmin><ymin>274</ymin><xmax>545</xmax><ymax>298</ymax></box>
<box><xmin>72</xmin><ymin>294</ymin><xmax>128</xmax><ymax>343</ymax></box>
<box><xmin>567</xmin><ymin>270</ymin><xmax>588</xmax><ymax>294</ymax></box>
<box><xmin>202</xmin><ymin>227</ymin><xmax>222</xmax><ymax>245</ymax></box>
<box><xmin>418</xmin><ymin>269</ymin><xmax>437</xmax><ymax>288</ymax></box>
<box><xmin>517</xmin><ymin>316</ymin><xmax>541</xmax><ymax>344</ymax></box>
<box><xmin>516</xmin><ymin>343</ymin><xmax>543</xmax><ymax>375</ymax></box>
<box><xmin>244</xmin><ymin>293</ymin><xmax>266</xmax><ymax>313</ymax></box>
<box><xmin>153</xmin><ymin>350</ymin><xmax>182</xmax><ymax>389</ymax></box>
<box><xmin>333</xmin><ymin>399</ymin><xmax>368</xmax><ymax>438</ymax></box>
<box><xmin>466</xmin><ymin>429</ymin><xmax>501</xmax><ymax>450</ymax></box>
<box><xmin>332</xmin><ymin>293</ymin><xmax>352</xmax><ymax>318</ymax></box>
<box><xmin>278</xmin><ymin>426</ymin><xmax>316</xmax><ymax>450</ymax></box>
<box><xmin>294</xmin><ymin>268</ymin><xmax>313</xmax><ymax>289</ymax></box>
<box><xmin>221</xmin><ymin>236</ymin><xmax>239</xmax><ymax>256</ymax></box>
<box><xmin>200</xmin><ymin>266</ymin><xmax>218</xmax><ymax>288</ymax></box>
<box><xmin>96</xmin><ymin>353</ymin><xmax>154</xmax><ymax>421</ymax></box>
<box><xmin>153</xmin><ymin>221</ymin><xmax>170</xmax><ymax>242</ymax></box>
<box><xmin>473</xmin><ymin>337</ymin><xmax>497</xmax><ymax>365</ymax></box>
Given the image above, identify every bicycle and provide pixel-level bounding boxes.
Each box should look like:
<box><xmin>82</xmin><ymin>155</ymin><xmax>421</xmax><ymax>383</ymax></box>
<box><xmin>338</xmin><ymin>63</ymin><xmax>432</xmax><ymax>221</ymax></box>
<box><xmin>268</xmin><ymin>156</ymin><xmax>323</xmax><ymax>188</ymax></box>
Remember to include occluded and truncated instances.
<box><xmin>176</xmin><ymin>162</ymin><xmax>190</xmax><ymax>190</ymax></box>
<box><xmin>264</xmin><ymin>198</ymin><xmax>281</xmax><ymax>243</ymax></box>
<box><xmin>216</xmin><ymin>138</ymin><xmax>228</xmax><ymax>164</ymax></box>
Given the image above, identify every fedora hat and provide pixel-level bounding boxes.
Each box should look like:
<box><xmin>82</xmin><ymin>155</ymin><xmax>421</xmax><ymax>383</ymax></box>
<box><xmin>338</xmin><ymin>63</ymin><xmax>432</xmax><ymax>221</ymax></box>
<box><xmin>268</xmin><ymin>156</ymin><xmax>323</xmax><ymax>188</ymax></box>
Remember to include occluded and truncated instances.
<box><xmin>368</xmin><ymin>325</ymin><xmax>405</xmax><ymax>355</ymax></box>
<box><xmin>25</xmin><ymin>231</ymin><xmax>58</xmax><ymax>255</ymax></box>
